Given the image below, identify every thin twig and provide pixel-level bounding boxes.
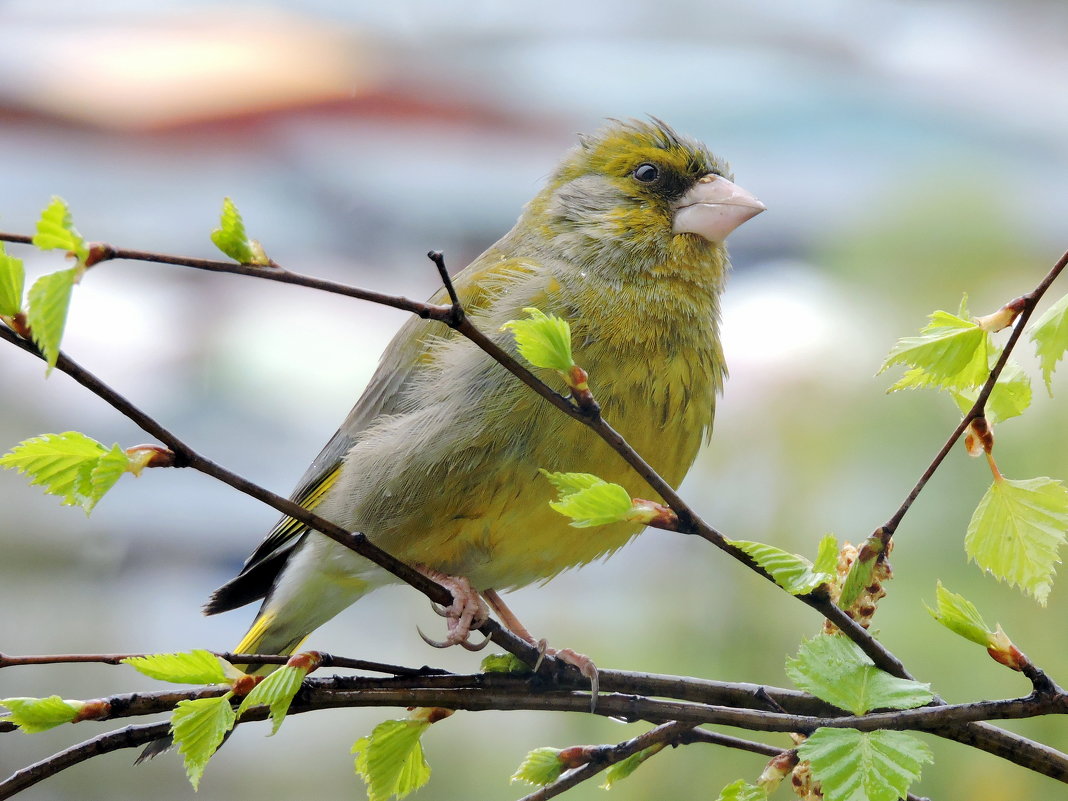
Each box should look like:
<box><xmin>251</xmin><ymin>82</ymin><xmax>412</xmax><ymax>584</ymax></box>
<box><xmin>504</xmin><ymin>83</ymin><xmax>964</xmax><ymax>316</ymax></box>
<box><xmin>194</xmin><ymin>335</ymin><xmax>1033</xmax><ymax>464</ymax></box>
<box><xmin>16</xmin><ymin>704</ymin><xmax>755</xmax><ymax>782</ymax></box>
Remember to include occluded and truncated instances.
<box><xmin>880</xmin><ymin>248</ymin><xmax>1068</xmax><ymax>539</ymax></box>
<box><xmin>516</xmin><ymin>721</ymin><xmax>693</xmax><ymax>801</ymax></box>
<box><xmin>0</xmin><ymin>650</ymin><xmax>450</xmax><ymax>677</ymax></box>
<box><xmin>0</xmin><ymin>722</ymin><xmax>170</xmax><ymax>800</ymax></box>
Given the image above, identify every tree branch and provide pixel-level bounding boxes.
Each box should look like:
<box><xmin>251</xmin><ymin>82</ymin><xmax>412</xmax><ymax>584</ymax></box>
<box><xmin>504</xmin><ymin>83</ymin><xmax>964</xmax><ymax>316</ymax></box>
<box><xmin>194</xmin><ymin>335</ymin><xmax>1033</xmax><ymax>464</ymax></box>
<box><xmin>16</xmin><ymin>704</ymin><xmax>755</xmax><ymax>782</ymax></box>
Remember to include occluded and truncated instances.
<box><xmin>0</xmin><ymin>722</ymin><xmax>170</xmax><ymax>801</ymax></box>
<box><xmin>879</xmin><ymin>248</ymin><xmax>1068</xmax><ymax>540</ymax></box>
<box><xmin>515</xmin><ymin>720</ymin><xmax>695</xmax><ymax>801</ymax></box>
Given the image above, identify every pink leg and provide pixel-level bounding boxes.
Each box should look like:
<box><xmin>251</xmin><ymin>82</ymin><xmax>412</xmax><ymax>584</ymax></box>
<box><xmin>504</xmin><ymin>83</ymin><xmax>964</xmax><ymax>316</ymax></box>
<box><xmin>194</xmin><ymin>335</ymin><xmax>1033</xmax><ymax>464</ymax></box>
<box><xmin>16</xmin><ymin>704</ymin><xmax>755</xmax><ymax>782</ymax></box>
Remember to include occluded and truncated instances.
<box><xmin>482</xmin><ymin>588</ymin><xmax>599</xmax><ymax>706</ymax></box>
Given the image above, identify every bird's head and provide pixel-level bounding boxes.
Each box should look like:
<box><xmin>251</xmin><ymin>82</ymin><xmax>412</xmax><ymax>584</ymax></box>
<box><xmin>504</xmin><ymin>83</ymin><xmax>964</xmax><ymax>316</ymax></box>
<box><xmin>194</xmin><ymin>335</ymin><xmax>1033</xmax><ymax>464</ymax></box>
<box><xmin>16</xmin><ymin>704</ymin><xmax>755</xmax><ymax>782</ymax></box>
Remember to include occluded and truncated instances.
<box><xmin>521</xmin><ymin>118</ymin><xmax>764</xmax><ymax>282</ymax></box>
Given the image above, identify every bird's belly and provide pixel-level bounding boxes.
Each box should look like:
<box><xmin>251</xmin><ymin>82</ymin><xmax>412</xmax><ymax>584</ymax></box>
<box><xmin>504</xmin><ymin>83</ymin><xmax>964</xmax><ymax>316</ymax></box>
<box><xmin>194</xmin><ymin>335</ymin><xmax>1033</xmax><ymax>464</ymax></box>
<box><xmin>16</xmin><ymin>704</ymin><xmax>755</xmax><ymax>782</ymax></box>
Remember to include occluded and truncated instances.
<box><xmin>373</xmin><ymin>399</ymin><xmax>699</xmax><ymax>590</ymax></box>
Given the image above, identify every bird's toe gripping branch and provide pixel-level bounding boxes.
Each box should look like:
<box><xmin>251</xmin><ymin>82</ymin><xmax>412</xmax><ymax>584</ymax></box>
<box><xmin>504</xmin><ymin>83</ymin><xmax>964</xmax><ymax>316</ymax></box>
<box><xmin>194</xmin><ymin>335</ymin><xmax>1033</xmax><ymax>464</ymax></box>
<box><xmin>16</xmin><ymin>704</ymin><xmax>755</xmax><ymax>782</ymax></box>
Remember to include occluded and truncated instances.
<box><xmin>415</xmin><ymin>567</ymin><xmax>491</xmax><ymax>652</ymax></box>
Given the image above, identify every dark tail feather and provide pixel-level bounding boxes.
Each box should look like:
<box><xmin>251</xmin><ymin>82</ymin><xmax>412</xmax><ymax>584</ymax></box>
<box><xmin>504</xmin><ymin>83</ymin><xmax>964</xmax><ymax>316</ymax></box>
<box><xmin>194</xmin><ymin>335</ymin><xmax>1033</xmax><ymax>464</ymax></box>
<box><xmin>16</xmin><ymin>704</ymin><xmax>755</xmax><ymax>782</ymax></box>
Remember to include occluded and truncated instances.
<box><xmin>135</xmin><ymin>734</ymin><xmax>174</xmax><ymax>764</ymax></box>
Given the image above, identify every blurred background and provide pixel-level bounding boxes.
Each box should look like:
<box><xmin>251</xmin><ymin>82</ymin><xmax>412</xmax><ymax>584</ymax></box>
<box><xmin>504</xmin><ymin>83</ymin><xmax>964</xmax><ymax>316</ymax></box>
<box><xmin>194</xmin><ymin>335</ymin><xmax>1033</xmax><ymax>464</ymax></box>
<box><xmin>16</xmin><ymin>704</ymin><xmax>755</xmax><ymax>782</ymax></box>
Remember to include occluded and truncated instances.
<box><xmin>1</xmin><ymin>1</ymin><xmax>1067</xmax><ymax>799</ymax></box>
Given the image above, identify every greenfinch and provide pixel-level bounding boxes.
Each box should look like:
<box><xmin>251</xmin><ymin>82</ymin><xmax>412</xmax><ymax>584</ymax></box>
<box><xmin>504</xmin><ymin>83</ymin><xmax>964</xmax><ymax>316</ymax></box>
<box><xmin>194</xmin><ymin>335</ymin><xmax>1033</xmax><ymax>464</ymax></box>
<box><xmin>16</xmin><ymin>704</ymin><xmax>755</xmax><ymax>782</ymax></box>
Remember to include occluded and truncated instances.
<box><xmin>205</xmin><ymin>118</ymin><xmax>764</xmax><ymax>661</ymax></box>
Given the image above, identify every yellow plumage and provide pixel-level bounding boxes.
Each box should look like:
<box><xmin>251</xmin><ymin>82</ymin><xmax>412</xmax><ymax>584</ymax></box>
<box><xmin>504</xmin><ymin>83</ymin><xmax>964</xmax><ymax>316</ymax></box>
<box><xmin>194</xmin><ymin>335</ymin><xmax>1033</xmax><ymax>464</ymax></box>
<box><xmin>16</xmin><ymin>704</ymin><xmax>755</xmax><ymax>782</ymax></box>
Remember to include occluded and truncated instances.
<box><xmin>208</xmin><ymin>118</ymin><xmax>764</xmax><ymax>661</ymax></box>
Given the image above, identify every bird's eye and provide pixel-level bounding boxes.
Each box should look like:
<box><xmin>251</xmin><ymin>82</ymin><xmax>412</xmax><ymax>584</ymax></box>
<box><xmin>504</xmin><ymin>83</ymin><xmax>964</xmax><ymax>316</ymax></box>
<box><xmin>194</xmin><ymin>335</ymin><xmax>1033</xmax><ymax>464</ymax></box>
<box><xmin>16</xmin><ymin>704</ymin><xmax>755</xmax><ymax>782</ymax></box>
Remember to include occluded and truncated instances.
<box><xmin>632</xmin><ymin>163</ymin><xmax>659</xmax><ymax>183</ymax></box>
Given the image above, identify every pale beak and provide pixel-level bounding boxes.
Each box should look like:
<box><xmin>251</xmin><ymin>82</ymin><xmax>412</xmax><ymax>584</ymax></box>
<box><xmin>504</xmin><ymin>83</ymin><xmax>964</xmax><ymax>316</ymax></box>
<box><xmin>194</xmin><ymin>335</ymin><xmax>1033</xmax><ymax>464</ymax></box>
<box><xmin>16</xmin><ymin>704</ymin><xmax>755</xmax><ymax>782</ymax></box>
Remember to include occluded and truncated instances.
<box><xmin>672</xmin><ymin>174</ymin><xmax>766</xmax><ymax>242</ymax></box>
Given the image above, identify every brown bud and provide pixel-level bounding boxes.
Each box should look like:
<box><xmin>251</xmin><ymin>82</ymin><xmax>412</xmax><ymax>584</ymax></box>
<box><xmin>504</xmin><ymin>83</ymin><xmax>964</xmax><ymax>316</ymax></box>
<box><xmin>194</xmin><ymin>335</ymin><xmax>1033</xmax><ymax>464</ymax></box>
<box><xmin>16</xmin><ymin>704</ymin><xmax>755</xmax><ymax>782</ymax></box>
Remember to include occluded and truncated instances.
<box><xmin>557</xmin><ymin>745</ymin><xmax>593</xmax><ymax>769</ymax></box>
<box><xmin>125</xmin><ymin>444</ymin><xmax>176</xmax><ymax>474</ymax></box>
<box><xmin>73</xmin><ymin>699</ymin><xmax>111</xmax><ymax>723</ymax></box>
<box><xmin>987</xmin><ymin>643</ymin><xmax>1028</xmax><ymax>672</ymax></box>
<box><xmin>631</xmin><ymin>498</ymin><xmax>680</xmax><ymax>530</ymax></box>
<box><xmin>84</xmin><ymin>242</ymin><xmax>116</xmax><ymax>268</ymax></box>
<box><xmin>965</xmin><ymin>417</ymin><xmax>994</xmax><ymax>457</ymax></box>
<box><xmin>285</xmin><ymin>650</ymin><xmax>323</xmax><ymax>673</ymax></box>
<box><xmin>231</xmin><ymin>673</ymin><xmax>262</xmax><ymax>697</ymax></box>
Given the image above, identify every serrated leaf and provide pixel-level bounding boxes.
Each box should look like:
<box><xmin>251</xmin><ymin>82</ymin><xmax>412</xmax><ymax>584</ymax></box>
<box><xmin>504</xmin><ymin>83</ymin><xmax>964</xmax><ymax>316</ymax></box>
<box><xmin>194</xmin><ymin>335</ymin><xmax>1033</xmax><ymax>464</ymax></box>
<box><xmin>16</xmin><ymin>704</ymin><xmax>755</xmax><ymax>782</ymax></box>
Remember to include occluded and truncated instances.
<box><xmin>88</xmin><ymin>447</ymin><xmax>130</xmax><ymax>508</ymax></box>
<box><xmin>813</xmin><ymin>534</ymin><xmax>840</xmax><ymax>575</ymax></box>
<box><xmin>714</xmin><ymin>779</ymin><xmax>768</xmax><ymax>801</ymax></box>
<box><xmin>1029</xmin><ymin>292</ymin><xmax>1068</xmax><ymax>394</ymax></box>
<box><xmin>32</xmin><ymin>197</ymin><xmax>88</xmax><ymax>264</ymax></box>
<box><xmin>925</xmin><ymin>581</ymin><xmax>994</xmax><ymax>647</ymax></box>
<box><xmin>0</xmin><ymin>243</ymin><xmax>25</xmax><ymax>317</ymax></box>
<box><xmin>601</xmin><ymin>744</ymin><xmax>663</xmax><ymax>790</ymax></box>
<box><xmin>236</xmin><ymin>665</ymin><xmax>306</xmax><ymax>735</ymax></box>
<box><xmin>501</xmin><ymin>307</ymin><xmax>575</xmax><ymax>372</ymax></box>
<box><xmin>965</xmin><ymin>476</ymin><xmax>1068</xmax><ymax>604</ymax></box>
<box><xmin>838</xmin><ymin>543</ymin><xmax>880</xmax><ymax>612</ymax></box>
<box><xmin>881</xmin><ymin>305</ymin><xmax>992</xmax><ymax>390</ymax></box>
<box><xmin>510</xmin><ymin>746</ymin><xmax>566</xmax><ymax>786</ymax></box>
<box><xmin>210</xmin><ymin>197</ymin><xmax>259</xmax><ymax>264</ymax></box>
<box><xmin>480</xmin><ymin>652</ymin><xmax>530</xmax><ymax>674</ymax></box>
<box><xmin>540</xmin><ymin>470</ymin><xmax>633</xmax><ymax>527</ymax></box>
<box><xmin>951</xmin><ymin>361</ymin><xmax>1032</xmax><ymax>424</ymax></box>
<box><xmin>0</xmin><ymin>432</ymin><xmax>129</xmax><ymax>513</ymax></box>
<box><xmin>123</xmin><ymin>649</ymin><xmax>230</xmax><ymax>685</ymax></box>
<box><xmin>353</xmin><ymin>718</ymin><xmax>432</xmax><ymax>801</ymax></box>
<box><xmin>171</xmin><ymin>694</ymin><xmax>236</xmax><ymax>790</ymax></box>
<box><xmin>785</xmin><ymin>636</ymin><xmax>933</xmax><ymax>715</ymax></box>
<box><xmin>25</xmin><ymin>267</ymin><xmax>77</xmax><ymax>371</ymax></box>
<box><xmin>728</xmin><ymin>539</ymin><xmax>833</xmax><ymax>595</ymax></box>
<box><xmin>798</xmin><ymin>728</ymin><xmax>932</xmax><ymax>801</ymax></box>
<box><xmin>0</xmin><ymin>696</ymin><xmax>81</xmax><ymax>733</ymax></box>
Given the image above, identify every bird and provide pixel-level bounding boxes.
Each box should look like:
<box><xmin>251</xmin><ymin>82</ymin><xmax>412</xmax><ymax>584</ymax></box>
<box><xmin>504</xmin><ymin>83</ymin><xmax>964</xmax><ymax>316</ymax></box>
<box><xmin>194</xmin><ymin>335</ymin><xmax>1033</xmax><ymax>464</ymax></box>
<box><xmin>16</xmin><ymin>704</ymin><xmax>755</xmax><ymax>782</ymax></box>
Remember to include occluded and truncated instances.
<box><xmin>204</xmin><ymin>117</ymin><xmax>765</xmax><ymax>671</ymax></box>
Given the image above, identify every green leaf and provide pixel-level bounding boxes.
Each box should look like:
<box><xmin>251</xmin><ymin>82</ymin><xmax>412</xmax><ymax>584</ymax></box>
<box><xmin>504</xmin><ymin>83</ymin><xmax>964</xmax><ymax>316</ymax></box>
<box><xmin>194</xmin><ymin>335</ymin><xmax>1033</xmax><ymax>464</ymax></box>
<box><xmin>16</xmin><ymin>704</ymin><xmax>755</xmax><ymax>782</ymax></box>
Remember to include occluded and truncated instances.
<box><xmin>353</xmin><ymin>718</ymin><xmax>432</xmax><ymax>801</ymax></box>
<box><xmin>540</xmin><ymin>470</ymin><xmax>633</xmax><ymax>527</ymax></box>
<box><xmin>798</xmin><ymin>728</ymin><xmax>932</xmax><ymax>801</ymax></box>
<box><xmin>210</xmin><ymin>197</ymin><xmax>269</xmax><ymax>265</ymax></box>
<box><xmin>32</xmin><ymin>197</ymin><xmax>88</xmax><ymax>264</ymax></box>
<box><xmin>510</xmin><ymin>746</ymin><xmax>566</xmax><ymax>787</ymax></box>
<box><xmin>236</xmin><ymin>665</ymin><xmax>306</xmax><ymax>735</ymax></box>
<box><xmin>838</xmin><ymin>542</ymin><xmax>881</xmax><ymax>612</ymax></box>
<box><xmin>600</xmin><ymin>744</ymin><xmax>663</xmax><ymax>790</ymax></box>
<box><xmin>950</xmin><ymin>361</ymin><xmax>1032</xmax><ymax>424</ymax></box>
<box><xmin>714</xmin><ymin>779</ymin><xmax>768</xmax><ymax>801</ymax></box>
<box><xmin>123</xmin><ymin>649</ymin><xmax>230</xmax><ymax>685</ymax></box>
<box><xmin>0</xmin><ymin>243</ymin><xmax>25</xmax><ymax>317</ymax></box>
<box><xmin>925</xmin><ymin>581</ymin><xmax>995</xmax><ymax>647</ymax></box>
<box><xmin>171</xmin><ymin>694</ymin><xmax>236</xmax><ymax>790</ymax></box>
<box><xmin>813</xmin><ymin>534</ymin><xmax>840</xmax><ymax>575</ymax></box>
<box><xmin>785</xmin><ymin>636</ymin><xmax>933</xmax><ymax>715</ymax></box>
<box><xmin>501</xmin><ymin>307</ymin><xmax>575</xmax><ymax>372</ymax></box>
<box><xmin>1029</xmin><ymin>292</ymin><xmax>1068</xmax><ymax>394</ymax></box>
<box><xmin>0</xmin><ymin>696</ymin><xmax>81</xmax><ymax>733</ymax></box>
<box><xmin>880</xmin><ymin>303</ymin><xmax>993</xmax><ymax>390</ymax></box>
<box><xmin>0</xmin><ymin>432</ymin><xmax>130</xmax><ymax>513</ymax></box>
<box><xmin>965</xmin><ymin>476</ymin><xmax>1068</xmax><ymax>604</ymax></box>
<box><xmin>25</xmin><ymin>267</ymin><xmax>77</xmax><ymax>371</ymax></box>
<box><xmin>728</xmin><ymin>539</ymin><xmax>833</xmax><ymax>596</ymax></box>
<box><xmin>480</xmin><ymin>652</ymin><xmax>530</xmax><ymax>674</ymax></box>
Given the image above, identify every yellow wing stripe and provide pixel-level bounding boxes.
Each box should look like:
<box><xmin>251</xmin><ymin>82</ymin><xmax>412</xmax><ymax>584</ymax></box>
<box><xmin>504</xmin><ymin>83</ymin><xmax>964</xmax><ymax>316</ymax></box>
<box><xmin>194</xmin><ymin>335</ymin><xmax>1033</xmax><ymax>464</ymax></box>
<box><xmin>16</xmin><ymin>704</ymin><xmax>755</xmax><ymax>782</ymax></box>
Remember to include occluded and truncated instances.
<box><xmin>235</xmin><ymin>610</ymin><xmax>276</xmax><ymax>655</ymax></box>
<box><xmin>267</xmin><ymin>463</ymin><xmax>342</xmax><ymax>543</ymax></box>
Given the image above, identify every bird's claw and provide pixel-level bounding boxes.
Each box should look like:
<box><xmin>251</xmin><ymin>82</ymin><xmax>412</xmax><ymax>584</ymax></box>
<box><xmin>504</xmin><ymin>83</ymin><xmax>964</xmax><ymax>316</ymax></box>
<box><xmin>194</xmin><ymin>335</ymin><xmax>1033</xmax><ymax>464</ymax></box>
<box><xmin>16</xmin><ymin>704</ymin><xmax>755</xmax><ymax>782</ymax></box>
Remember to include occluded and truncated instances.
<box><xmin>531</xmin><ymin>641</ymin><xmax>599</xmax><ymax>711</ymax></box>
<box><xmin>415</xmin><ymin>567</ymin><xmax>490</xmax><ymax>651</ymax></box>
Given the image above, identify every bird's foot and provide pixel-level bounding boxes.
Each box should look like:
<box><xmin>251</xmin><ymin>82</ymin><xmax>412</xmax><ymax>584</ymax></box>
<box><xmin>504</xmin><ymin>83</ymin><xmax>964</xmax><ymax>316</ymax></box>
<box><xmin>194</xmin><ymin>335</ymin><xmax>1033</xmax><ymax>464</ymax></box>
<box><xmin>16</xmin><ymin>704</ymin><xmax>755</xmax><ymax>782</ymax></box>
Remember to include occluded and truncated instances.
<box><xmin>482</xmin><ymin>588</ymin><xmax>600</xmax><ymax>710</ymax></box>
<box><xmin>415</xmin><ymin>567</ymin><xmax>490</xmax><ymax>652</ymax></box>
<box><xmin>537</xmin><ymin>641</ymin><xmax>599</xmax><ymax>710</ymax></box>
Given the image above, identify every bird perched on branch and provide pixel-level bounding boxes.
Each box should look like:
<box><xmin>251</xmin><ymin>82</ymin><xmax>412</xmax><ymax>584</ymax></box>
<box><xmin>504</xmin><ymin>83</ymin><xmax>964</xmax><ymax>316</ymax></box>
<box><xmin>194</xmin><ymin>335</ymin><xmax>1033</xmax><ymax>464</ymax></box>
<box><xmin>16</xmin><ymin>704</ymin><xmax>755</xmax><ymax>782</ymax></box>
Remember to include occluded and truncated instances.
<box><xmin>205</xmin><ymin>118</ymin><xmax>764</xmax><ymax>670</ymax></box>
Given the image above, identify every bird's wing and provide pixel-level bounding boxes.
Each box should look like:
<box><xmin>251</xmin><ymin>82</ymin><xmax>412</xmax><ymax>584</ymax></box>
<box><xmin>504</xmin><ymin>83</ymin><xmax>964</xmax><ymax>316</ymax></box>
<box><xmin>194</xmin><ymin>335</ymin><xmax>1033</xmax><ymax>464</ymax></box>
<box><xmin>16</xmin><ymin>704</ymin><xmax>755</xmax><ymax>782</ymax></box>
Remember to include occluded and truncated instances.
<box><xmin>204</xmin><ymin>248</ymin><xmax>538</xmax><ymax>614</ymax></box>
